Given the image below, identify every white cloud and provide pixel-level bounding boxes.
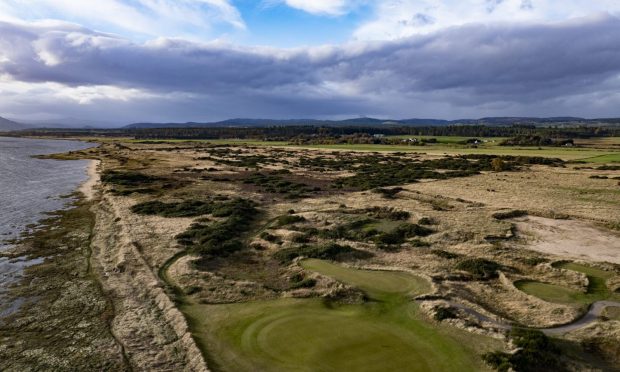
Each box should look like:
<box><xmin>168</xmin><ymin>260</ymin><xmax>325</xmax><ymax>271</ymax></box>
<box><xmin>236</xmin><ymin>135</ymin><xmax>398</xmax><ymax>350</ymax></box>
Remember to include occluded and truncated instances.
<box><xmin>281</xmin><ymin>0</ymin><xmax>355</xmax><ymax>15</ymax></box>
<box><xmin>0</xmin><ymin>0</ymin><xmax>245</xmax><ymax>40</ymax></box>
<box><xmin>354</xmin><ymin>0</ymin><xmax>620</xmax><ymax>40</ymax></box>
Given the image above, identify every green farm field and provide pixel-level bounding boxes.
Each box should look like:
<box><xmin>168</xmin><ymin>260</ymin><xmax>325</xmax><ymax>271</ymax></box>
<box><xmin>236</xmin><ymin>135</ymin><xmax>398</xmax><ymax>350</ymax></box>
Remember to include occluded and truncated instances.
<box><xmin>83</xmin><ymin>135</ymin><xmax>620</xmax><ymax>162</ymax></box>
<box><xmin>181</xmin><ymin>260</ymin><xmax>497</xmax><ymax>372</ymax></box>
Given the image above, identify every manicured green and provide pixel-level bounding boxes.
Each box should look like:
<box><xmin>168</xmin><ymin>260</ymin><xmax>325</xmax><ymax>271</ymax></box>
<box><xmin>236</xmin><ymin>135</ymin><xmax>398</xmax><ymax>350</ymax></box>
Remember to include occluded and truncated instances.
<box><xmin>515</xmin><ymin>262</ymin><xmax>619</xmax><ymax>306</ymax></box>
<box><xmin>301</xmin><ymin>259</ymin><xmax>430</xmax><ymax>300</ymax></box>
<box><xmin>182</xmin><ymin>260</ymin><xmax>492</xmax><ymax>372</ymax></box>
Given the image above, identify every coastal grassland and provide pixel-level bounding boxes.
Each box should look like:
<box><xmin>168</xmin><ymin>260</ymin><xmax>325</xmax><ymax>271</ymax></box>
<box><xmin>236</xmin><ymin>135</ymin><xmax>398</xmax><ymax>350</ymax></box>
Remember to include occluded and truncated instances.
<box><xmin>515</xmin><ymin>262</ymin><xmax>619</xmax><ymax>306</ymax></box>
<box><xmin>180</xmin><ymin>260</ymin><xmax>495</xmax><ymax>372</ymax></box>
<box><xmin>0</xmin><ymin>199</ymin><xmax>128</xmax><ymax>371</ymax></box>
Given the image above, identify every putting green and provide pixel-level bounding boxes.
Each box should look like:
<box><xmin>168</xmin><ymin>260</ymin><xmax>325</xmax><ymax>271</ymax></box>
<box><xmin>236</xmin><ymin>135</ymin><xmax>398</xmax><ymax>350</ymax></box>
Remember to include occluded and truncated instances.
<box><xmin>515</xmin><ymin>262</ymin><xmax>619</xmax><ymax>306</ymax></box>
<box><xmin>182</xmin><ymin>260</ymin><xmax>494</xmax><ymax>371</ymax></box>
<box><xmin>514</xmin><ymin>280</ymin><xmax>589</xmax><ymax>305</ymax></box>
<box><xmin>301</xmin><ymin>258</ymin><xmax>430</xmax><ymax>300</ymax></box>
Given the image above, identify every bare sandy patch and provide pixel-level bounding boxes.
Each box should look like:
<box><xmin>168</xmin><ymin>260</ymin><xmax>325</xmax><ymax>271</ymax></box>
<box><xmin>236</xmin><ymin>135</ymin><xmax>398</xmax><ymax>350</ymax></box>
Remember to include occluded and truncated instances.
<box><xmin>514</xmin><ymin>216</ymin><xmax>620</xmax><ymax>264</ymax></box>
<box><xmin>79</xmin><ymin>159</ymin><xmax>100</xmax><ymax>200</ymax></box>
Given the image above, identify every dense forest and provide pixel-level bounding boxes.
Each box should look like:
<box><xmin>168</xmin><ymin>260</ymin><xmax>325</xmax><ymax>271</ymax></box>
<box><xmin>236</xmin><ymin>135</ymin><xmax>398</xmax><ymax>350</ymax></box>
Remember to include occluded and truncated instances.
<box><xmin>5</xmin><ymin>124</ymin><xmax>620</xmax><ymax>140</ymax></box>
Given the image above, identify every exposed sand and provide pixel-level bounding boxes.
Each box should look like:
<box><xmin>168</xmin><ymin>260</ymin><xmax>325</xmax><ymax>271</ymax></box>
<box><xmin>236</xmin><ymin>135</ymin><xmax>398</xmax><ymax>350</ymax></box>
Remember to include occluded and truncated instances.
<box><xmin>79</xmin><ymin>160</ymin><xmax>100</xmax><ymax>200</ymax></box>
<box><xmin>515</xmin><ymin>216</ymin><xmax>620</xmax><ymax>264</ymax></box>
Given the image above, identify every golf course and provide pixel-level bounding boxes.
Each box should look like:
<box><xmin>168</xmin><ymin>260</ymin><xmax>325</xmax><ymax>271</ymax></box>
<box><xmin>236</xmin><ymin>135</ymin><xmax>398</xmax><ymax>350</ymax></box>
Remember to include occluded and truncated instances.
<box><xmin>181</xmin><ymin>259</ymin><xmax>495</xmax><ymax>371</ymax></box>
<box><xmin>515</xmin><ymin>262</ymin><xmax>619</xmax><ymax>306</ymax></box>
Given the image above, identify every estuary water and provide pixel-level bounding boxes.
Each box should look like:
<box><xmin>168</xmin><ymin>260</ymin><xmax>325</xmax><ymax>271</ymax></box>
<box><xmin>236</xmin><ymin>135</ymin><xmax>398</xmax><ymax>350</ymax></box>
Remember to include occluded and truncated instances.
<box><xmin>0</xmin><ymin>136</ymin><xmax>93</xmax><ymax>317</ymax></box>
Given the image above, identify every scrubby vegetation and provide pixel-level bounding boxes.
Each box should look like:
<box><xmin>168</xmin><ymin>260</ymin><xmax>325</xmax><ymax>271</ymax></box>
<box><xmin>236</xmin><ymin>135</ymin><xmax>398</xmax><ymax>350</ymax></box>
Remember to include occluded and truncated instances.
<box><xmin>273</xmin><ymin>243</ymin><xmax>372</xmax><ymax>262</ymax></box>
<box><xmin>131</xmin><ymin>200</ymin><xmax>217</xmax><ymax>217</ymax></box>
<box><xmin>242</xmin><ymin>172</ymin><xmax>317</xmax><ymax>198</ymax></box>
<box><xmin>455</xmin><ymin>258</ymin><xmax>501</xmax><ymax>280</ymax></box>
<box><xmin>372</xmin><ymin>187</ymin><xmax>404</xmax><ymax>199</ymax></box>
<box><xmin>483</xmin><ymin>328</ymin><xmax>565</xmax><ymax>372</ymax></box>
<box><xmin>492</xmin><ymin>210</ymin><xmax>528</xmax><ymax>220</ymax></box>
<box><xmin>431</xmin><ymin>249</ymin><xmax>461</xmax><ymax>259</ymax></box>
<box><xmin>101</xmin><ymin>170</ymin><xmax>162</xmax><ymax>186</ymax></box>
<box><xmin>275</xmin><ymin>214</ymin><xmax>306</xmax><ymax>227</ymax></box>
<box><xmin>176</xmin><ymin>198</ymin><xmax>258</xmax><ymax>257</ymax></box>
<box><xmin>373</xmin><ymin>223</ymin><xmax>434</xmax><ymax>249</ymax></box>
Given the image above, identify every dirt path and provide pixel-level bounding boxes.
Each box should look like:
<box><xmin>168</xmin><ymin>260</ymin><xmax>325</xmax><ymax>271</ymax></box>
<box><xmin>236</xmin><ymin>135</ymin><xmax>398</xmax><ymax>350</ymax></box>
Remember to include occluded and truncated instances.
<box><xmin>514</xmin><ymin>216</ymin><xmax>620</xmax><ymax>264</ymax></box>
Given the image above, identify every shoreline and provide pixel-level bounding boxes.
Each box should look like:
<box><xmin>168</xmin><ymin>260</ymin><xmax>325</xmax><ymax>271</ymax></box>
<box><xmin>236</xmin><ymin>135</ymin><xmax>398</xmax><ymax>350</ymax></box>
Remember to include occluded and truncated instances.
<box><xmin>79</xmin><ymin>159</ymin><xmax>100</xmax><ymax>201</ymax></box>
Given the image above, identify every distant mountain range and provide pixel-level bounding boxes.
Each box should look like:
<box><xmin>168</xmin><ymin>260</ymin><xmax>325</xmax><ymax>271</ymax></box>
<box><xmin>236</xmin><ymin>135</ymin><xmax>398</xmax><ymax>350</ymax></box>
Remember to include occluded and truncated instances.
<box><xmin>2</xmin><ymin>115</ymin><xmax>620</xmax><ymax>131</ymax></box>
<box><xmin>124</xmin><ymin>116</ymin><xmax>619</xmax><ymax>129</ymax></box>
<box><xmin>0</xmin><ymin>116</ymin><xmax>29</xmax><ymax>131</ymax></box>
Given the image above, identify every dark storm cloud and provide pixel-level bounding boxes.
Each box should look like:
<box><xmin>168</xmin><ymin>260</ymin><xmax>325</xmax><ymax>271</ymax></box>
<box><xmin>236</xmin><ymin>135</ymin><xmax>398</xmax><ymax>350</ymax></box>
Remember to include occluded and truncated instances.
<box><xmin>1</xmin><ymin>14</ymin><xmax>620</xmax><ymax>119</ymax></box>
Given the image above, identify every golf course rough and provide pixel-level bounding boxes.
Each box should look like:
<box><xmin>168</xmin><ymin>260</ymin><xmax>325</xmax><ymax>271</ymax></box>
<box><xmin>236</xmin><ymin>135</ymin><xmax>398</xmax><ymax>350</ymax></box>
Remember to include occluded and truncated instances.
<box><xmin>183</xmin><ymin>259</ymin><xmax>490</xmax><ymax>372</ymax></box>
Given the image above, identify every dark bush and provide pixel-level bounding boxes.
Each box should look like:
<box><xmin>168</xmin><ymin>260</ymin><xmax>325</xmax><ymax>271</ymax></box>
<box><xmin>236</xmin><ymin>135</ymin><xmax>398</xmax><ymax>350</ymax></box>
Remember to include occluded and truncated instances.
<box><xmin>276</xmin><ymin>214</ymin><xmax>307</xmax><ymax>227</ymax></box>
<box><xmin>290</xmin><ymin>278</ymin><xmax>317</xmax><ymax>289</ymax></box>
<box><xmin>101</xmin><ymin>170</ymin><xmax>162</xmax><ymax>186</ymax></box>
<box><xmin>131</xmin><ymin>200</ymin><xmax>215</xmax><ymax>217</ymax></box>
<box><xmin>431</xmin><ymin>250</ymin><xmax>460</xmax><ymax>259</ymax></box>
<box><xmin>455</xmin><ymin>258</ymin><xmax>501</xmax><ymax>280</ymax></box>
<box><xmin>273</xmin><ymin>243</ymin><xmax>372</xmax><ymax>262</ymax></box>
<box><xmin>433</xmin><ymin>306</ymin><xmax>459</xmax><ymax>321</ymax></box>
<box><xmin>418</xmin><ymin>217</ymin><xmax>438</xmax><ymax>225</ymax></box>
<box><xmin>372</xmin><ymin>187</ymin><xmax>404</xmax><ymax>199</ymax></box>
<box><xmin>176</xmin><ymin>198</ymin><xmax>258</xmax><ymax>257</ymax></box>
<box><xmin>483</xmin><ymin>328</ymin><xmax>565</xmax><ymax>372</ymax></box>
<box><xmin>492</xmin><ymin>210</ymin><xmax>528</xmax><ymax>220</ymax></box>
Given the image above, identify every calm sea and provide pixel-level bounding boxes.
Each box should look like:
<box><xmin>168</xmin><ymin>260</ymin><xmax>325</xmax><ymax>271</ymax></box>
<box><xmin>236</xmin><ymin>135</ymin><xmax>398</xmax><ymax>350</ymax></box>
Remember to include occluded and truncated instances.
<box><xmin>0</xmin><ymin>136</ymin><xmax>93</xmax><ymax>317</ymax></box>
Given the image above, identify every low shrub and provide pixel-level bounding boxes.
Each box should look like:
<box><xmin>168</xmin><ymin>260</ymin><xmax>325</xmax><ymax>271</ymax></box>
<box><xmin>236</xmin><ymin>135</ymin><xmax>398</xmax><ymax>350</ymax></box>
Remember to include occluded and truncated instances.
<box><xmin>492</xmin><ymin>210</ymin><xmax>528</xmax><ymax>220</ymax></box>
<box><xmin>176</xmin><ymin>198</ymin><xmax>258</xmax><ymax>257</ymax></box>
<box><xmin>372</xmin><ymin>187</ymin><xmax>404</xmax><ymax>199</ymax></box>
<box><xmin>131</xmin><ymin>200</ymin><xmax>215</xmax><ymax>217</ymax></box>
<box><xmin>430</xmin><ymin>249</ymin><xmax>460</xmax><ymax>259</ymax></box>
<box><xmin>276</xmin><ymin>214</ymin><xmax>307</xmax><ymax>227</ymax></box>
<box><xmin>374</xmin><ymin>223</ymin><xmax>434</xmax><ymax>247</ymax></box>
<box><xmin>418</xmin><ymin>217</ymin><xmax>438</xmax><ymax>225</ymax></box>
<box><xmin>101</xmin><ymin>170</ymin><xmax>162</xmax><ymax>186</ymax></box>
<box><xmin>290</xmin><ymin>278</ymin><xmax>317</xmax><ymax>289</ymax></box>
<box><xmin>483</xmin><ymin>328</ymin><xmax>564</xmax><ymax>372</ymax></box>
<box><xmin>364</xmin><ymin>206</ymin><xmax>411</xmax><ymax>221</ymax></box>
<box><xmin>433</xmin><ymin>306</ymin><xmax>459</xmax><ymax>321</ymax></box>
<box><xmin>260</xmin><ymin>232</ymin><xmax>281</xmax><ymax>243</ymax></box>
<box><xmin>455</xmin><ymin>258</ymin><xmax>501</xmax><ymax>280</ymax></box>
<box><xmin>273</xmin><ymin>243</ymin><xmax>372</xmax><ymax>262</ymax></box>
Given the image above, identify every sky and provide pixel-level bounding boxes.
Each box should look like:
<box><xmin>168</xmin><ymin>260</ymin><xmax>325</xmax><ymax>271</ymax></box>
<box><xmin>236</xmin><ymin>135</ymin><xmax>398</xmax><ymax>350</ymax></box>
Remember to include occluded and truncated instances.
<box><xmin>1</xmin><ymin>1</ymin><xmax>620</xmax><ymax>125</ymax></box>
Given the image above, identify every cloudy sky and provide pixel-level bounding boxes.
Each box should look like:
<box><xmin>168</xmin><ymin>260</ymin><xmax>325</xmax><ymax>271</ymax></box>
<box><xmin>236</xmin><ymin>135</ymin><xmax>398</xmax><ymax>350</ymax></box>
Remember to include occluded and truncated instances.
<box><xmin>1</xmin><ymin>1</ymin><xmax>620</xmax><ymax>124</ymax></box>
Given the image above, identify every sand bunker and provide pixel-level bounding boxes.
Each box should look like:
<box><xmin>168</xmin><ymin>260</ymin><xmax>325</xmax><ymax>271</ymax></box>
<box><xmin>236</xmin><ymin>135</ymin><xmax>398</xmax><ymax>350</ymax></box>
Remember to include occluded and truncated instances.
<box><xmin>515</xmin><ymin>216</ymin><xmax>620</xmax><ymax>264</ymax></box>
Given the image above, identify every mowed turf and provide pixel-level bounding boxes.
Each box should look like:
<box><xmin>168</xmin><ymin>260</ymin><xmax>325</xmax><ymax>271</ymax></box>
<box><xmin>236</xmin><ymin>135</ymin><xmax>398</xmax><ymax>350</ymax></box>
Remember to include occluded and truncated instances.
<box><xmin>183</xmin><ymin>260</ymin><xmax>492</xmax><ymax>372</ymax></box>
<box><xmin>301</xmin><ymin>258</ymin><xmax>430</xmax><ymax>300</ymax></box>
<box><xmin>515</xmin><ymin>262</ymin><xmax>619</xmax><ymax>306</ymax></box>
